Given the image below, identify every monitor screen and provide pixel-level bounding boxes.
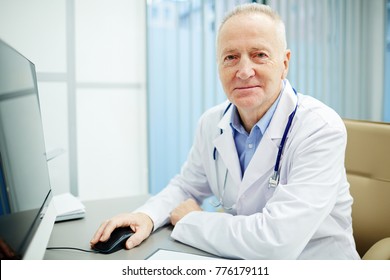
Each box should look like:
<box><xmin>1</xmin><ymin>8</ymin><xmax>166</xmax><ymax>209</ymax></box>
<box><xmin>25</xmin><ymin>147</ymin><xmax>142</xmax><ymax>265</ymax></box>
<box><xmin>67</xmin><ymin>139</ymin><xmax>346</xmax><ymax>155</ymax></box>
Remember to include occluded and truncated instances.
<box><xmin>0</xmin><ymin>39</ymin><xmax>55</xmax><ymax>259</ymax></box>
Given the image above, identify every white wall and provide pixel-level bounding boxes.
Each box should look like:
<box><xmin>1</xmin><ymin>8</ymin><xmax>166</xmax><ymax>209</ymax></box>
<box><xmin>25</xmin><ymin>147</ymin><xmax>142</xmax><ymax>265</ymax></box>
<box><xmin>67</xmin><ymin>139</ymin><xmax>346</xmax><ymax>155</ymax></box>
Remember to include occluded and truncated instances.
<box><xmin>0</xmin><ymin>0</ymin><xmax>148</xmax><ymax>201</ymax></box>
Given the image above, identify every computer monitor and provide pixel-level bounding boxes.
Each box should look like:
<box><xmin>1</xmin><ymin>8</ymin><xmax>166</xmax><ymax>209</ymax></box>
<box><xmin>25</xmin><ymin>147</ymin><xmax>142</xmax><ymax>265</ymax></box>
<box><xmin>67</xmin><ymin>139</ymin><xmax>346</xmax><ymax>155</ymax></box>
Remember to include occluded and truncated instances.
<box><xmin>0</xmin><ymin>39</ymin><xmax>56</xmax><ymax>259</ymax></box>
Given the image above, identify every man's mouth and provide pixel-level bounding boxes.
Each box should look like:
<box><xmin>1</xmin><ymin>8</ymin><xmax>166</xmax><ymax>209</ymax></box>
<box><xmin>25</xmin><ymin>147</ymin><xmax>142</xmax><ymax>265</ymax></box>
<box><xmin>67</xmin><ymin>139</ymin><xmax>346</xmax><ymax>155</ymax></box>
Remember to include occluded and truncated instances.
<box><xmin>234</xmin><ymin>85</ymin><xmax>260</xmax><ymax>90</ymax></box>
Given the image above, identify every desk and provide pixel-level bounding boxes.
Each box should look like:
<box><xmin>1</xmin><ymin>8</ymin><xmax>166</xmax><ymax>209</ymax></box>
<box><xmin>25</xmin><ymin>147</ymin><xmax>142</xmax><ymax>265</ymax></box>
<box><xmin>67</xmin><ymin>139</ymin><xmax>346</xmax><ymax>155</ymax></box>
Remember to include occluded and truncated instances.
<box><xmin>44</xmin><ymin>195</ymin><xmax>216</xmax><ymax>260</ymax></box>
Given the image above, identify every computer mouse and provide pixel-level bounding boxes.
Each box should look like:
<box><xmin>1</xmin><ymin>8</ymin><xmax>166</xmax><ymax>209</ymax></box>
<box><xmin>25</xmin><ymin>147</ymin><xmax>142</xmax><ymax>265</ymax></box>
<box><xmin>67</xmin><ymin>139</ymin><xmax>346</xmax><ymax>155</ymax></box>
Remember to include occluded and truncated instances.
<box><xmin>93</xmin><ymin>227</ymin><xmax>134</xmax><ymax>254</ymax></box>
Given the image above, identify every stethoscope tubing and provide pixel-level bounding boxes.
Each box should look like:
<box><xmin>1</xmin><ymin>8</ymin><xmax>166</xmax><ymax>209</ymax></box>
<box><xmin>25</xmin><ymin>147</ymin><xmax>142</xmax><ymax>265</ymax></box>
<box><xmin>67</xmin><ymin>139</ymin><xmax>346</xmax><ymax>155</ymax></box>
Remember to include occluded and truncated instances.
<box><xmin>274</xmin><ymin>101</ymin><xmax>297</xmax><ymax>174</ymax></box>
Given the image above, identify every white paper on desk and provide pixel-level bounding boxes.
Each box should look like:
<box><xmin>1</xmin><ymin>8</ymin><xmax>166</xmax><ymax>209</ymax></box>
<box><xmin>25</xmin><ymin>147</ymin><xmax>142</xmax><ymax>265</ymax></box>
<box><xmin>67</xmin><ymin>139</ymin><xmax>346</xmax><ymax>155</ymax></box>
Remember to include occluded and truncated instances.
<box><xmin>53</xmin><ymin>193</ymin><xmax>86</xmax><ymax>222</ymax></box>
<box><xmin>147</xmin><ymin>249</ymin><xmax>220</xmax><ymax>260</ymax></box>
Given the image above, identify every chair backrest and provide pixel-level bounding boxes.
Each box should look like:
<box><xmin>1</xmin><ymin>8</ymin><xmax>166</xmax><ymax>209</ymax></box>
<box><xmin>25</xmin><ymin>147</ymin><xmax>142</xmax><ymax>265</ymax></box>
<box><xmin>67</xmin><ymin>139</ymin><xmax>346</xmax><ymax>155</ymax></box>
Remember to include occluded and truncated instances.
<box><xmin>344</xmin><ymin>119</ymin><xmax>390</xmax><ymax>257</ymax></box>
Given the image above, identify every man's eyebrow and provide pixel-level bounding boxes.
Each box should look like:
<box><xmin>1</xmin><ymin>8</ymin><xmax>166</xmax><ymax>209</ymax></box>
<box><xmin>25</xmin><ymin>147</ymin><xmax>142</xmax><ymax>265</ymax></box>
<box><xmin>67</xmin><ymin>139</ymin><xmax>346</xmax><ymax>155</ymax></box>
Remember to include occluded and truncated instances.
<box><xmin>249</xmin><ymin>45</ymin><xmax>271</xmax><ymax>52</ymax></box>
<box><xmin>220</xmin><ymin>48</ymin><xmax>239</xmax><ymax>55</ymax></box>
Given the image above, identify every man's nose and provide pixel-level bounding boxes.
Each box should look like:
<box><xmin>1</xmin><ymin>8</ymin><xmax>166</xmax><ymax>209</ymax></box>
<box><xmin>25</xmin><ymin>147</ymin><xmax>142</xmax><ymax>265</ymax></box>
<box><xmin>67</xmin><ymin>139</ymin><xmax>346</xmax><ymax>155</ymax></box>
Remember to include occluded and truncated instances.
<box><xmin>236</xmin><ymin>58</ymin><xmax>255</xmax><ymax>80</ymax></box>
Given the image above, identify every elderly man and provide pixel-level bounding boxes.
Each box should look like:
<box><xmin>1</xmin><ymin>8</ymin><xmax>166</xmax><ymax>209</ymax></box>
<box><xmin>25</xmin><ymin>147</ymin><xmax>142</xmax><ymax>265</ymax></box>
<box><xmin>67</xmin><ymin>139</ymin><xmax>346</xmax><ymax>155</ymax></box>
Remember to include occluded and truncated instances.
<box><xmin>91</xmin><ymin>3</ymin><xmax>360</xmax><ymax>260</ymax></box>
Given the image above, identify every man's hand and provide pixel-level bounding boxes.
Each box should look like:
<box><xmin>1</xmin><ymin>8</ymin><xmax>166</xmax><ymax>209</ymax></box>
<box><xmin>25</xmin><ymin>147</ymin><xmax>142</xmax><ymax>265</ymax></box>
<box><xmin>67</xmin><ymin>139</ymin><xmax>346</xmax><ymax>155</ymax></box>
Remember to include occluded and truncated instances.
<box><xmin>170</xmin><ymin>198</ymin><xmax>202</xmax><ymax>226</ymax></box>
<box><xmin>90</xmin><ymin>212</ymin><xmax>154</xmax><ymax>250</ymax></box>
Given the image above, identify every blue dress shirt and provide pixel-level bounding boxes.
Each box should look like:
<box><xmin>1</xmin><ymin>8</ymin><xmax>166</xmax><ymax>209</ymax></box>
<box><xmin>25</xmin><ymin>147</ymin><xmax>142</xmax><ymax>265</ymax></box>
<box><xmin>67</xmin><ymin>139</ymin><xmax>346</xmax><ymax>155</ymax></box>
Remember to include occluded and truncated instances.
<box><xmin>230</xmin><ymin>90</ymin><xmax>283</xmax><ymax>177</ymax></box>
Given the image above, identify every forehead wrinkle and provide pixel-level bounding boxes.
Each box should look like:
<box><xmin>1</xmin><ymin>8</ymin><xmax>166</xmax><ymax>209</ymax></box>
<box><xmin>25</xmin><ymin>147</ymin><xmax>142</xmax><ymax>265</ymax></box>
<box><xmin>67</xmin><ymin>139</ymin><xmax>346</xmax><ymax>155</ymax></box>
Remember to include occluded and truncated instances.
<box><xmin>220</xmin><ymin>35</ymin><xmax>273</xmax><ymax>53</ymax></box>
<box><xmin>221</xmin><ymin>46</ymin><xmax>270</xmax><ymax>55</ymax></box>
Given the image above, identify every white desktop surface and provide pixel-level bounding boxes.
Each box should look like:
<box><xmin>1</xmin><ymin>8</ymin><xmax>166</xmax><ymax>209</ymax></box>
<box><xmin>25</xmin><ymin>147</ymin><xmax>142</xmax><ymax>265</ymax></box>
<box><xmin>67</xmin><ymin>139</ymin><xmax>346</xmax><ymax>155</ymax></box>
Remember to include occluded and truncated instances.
<box><xmin>44</xmin><ymin>195</ymin><xmax>217</xmax><ymax>260</ymax></box>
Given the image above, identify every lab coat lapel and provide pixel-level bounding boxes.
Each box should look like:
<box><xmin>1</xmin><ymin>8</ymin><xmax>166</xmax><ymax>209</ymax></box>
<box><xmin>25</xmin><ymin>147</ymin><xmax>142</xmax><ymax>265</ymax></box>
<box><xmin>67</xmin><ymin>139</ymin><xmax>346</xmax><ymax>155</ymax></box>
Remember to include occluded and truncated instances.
<box><xmin>239</xmin><ymin>131</ymin><xmax>278</xmax><ymax>197</ymax></box>
<box><xmin>213</xmin><ymin>108</ymin><xmax>242</xmax><ymax>187</ymax></box>
<box><xmin>239</xmin><ymin>82</ymin><xmax>298</xmax><ymax>196</ymax></box>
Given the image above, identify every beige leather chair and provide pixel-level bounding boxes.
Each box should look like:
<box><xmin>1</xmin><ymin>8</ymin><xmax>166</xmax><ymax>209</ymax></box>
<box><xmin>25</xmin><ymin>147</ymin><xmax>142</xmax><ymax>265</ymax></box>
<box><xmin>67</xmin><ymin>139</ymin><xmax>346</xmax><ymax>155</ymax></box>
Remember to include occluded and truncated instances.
<box><xmin>344</xmin><ymin>119</ymin><xmax>390</xmax><ymax>260</ymax></box>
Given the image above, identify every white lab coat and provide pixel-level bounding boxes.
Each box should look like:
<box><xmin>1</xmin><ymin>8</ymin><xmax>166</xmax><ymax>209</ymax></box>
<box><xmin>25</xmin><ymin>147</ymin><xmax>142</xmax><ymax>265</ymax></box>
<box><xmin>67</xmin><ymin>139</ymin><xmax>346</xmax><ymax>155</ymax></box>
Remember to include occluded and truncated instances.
<box><xmin>137</xmin><ymin>80</ymin><xmax>360</xmax><ymax>260</ymax></box>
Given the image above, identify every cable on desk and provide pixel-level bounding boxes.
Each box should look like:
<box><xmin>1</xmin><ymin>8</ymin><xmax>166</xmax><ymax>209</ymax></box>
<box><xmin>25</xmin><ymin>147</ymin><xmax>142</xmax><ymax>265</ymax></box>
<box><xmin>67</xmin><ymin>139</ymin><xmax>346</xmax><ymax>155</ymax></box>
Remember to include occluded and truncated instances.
<box><xmin>46</xmin><ymin>246</ymin><xmax>97</xmax><ymax>253</ymax></box>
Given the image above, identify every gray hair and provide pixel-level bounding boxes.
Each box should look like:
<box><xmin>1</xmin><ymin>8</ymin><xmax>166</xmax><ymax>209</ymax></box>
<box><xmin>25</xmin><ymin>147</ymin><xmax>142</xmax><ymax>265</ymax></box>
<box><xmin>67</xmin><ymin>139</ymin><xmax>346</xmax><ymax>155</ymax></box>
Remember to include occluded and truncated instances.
<box><xmin>218</xmin><ymin>3</ymin><xmax>287</xmax><ymax>50</ymax></box>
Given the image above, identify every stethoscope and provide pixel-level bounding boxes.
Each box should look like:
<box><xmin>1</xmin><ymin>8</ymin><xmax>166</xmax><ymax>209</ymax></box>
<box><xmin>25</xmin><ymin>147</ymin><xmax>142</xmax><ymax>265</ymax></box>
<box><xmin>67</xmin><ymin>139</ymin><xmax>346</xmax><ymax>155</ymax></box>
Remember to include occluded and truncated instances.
<box><xmin>211</xmin><ymin>88</ymin><xmax>298</xmax><ymax>210</ymax></box>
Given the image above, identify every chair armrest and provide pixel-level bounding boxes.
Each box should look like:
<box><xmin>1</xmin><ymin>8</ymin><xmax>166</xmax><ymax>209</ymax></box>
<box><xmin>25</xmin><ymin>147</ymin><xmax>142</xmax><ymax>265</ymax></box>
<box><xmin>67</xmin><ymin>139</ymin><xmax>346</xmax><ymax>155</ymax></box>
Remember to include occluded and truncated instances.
<box><xmin>362</xmin><ymin>237</ymin><xmax>390</xmax><ymax>260</ymax></box>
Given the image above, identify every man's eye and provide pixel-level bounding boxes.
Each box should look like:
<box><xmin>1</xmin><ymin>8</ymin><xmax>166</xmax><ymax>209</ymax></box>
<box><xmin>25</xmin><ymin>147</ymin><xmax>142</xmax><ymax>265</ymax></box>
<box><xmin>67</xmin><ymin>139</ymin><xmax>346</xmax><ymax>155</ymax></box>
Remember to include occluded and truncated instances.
<box><xmin>225</xmin><ymin>55</ymin><xmax>236</xmax><ymax>61</ymax></box>
<box><xmin>222</xmin><ymin>55</ymin><xmax>238</xmax><ymax>66</ymax></box>
<box><xmin>256</xmin><ymin>52</ymin><xmax>267</xmax><ymax>58</ymax></box>
<box><xmin>252</xmin><ymin>52</ymin><xmax>269</xmax><ymax>63</ymax></box>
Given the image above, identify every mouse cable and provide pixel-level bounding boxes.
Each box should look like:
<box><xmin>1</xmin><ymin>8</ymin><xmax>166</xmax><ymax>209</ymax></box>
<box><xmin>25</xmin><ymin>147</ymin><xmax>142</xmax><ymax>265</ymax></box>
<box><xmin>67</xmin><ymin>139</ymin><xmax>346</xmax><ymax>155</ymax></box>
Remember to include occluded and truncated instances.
<box><xmin>46</xmin><ymin>246</ymin><xmax>96</xmax><ymax>253</ymax></box>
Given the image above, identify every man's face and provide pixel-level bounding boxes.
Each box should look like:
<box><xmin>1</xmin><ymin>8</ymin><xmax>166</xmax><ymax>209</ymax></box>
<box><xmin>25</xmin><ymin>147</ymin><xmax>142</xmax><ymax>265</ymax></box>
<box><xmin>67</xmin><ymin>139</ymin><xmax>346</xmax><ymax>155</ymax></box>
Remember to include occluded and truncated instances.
<box><xmin>217</xmin><ymin>13</ymin><xmax>290</xmax><ymax>116</ymax></box>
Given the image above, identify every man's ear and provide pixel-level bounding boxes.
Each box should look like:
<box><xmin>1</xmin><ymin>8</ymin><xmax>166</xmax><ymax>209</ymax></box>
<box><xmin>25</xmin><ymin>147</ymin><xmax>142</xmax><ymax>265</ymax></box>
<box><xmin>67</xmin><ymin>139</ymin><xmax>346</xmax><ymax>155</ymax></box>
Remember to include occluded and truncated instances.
<box><xmin>281</xmin><ymin>49</ymin><xmax>291</xmax><ymax>79</ymax></box>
